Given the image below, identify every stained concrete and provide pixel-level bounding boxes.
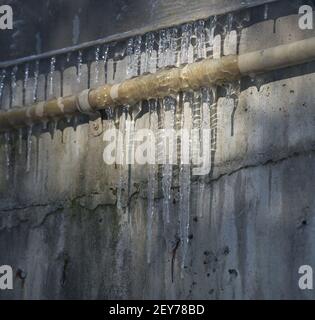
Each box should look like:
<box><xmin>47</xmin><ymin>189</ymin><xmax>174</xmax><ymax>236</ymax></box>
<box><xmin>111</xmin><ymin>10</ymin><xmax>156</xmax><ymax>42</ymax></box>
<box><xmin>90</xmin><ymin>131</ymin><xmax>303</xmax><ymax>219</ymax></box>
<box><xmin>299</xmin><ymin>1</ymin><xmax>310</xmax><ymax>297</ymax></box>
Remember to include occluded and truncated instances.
<box><xmin>0</xmin><ymin>6</ymin><xmax>315</xmax><ymax>300</ymax></box>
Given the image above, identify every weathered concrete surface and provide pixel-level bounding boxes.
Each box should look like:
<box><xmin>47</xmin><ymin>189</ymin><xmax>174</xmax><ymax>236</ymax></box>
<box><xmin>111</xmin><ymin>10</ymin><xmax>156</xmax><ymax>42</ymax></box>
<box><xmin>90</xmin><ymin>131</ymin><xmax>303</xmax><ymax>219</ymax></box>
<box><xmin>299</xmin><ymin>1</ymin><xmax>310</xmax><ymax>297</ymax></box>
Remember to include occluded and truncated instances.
<box><xmin>0</xmin><ymin>86</ymin><xmax>314</xmax><ymax>299</ymax></box>
<box><xmin>1</xmin><ymin>8</ymin><xmax>315</xmax><ymax>299</ymax></box>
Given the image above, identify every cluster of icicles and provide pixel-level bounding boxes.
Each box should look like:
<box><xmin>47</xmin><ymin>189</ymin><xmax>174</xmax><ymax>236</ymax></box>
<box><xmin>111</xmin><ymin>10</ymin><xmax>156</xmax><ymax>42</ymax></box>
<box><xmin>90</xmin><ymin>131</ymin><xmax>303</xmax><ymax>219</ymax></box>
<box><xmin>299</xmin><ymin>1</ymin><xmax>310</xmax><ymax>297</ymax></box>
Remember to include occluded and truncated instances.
<box><xmin>0</xmin><ymin>6</ymin><xmax>270</xmax><ymax>276</ymax></box>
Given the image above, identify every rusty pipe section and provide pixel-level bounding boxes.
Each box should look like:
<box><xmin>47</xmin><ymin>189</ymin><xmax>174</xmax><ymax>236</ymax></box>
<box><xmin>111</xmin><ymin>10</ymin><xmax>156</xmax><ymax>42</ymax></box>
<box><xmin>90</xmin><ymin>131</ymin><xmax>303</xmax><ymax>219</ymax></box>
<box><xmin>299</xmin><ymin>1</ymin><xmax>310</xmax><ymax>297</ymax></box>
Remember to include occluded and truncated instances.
<box><xmin>1</xmin><ymin>37</ymin><xmax>315</xmax><ymax>132</ymax></box>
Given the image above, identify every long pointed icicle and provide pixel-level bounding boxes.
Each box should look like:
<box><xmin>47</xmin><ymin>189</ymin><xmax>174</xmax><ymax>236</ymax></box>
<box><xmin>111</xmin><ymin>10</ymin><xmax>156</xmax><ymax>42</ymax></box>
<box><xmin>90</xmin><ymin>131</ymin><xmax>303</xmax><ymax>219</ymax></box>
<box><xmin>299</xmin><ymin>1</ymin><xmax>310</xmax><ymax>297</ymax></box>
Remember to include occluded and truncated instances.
<box><xmin>194</xmin><ymin>20</ymin><xmax>206</xmax><ymax>61</ymax></box>
<box><xmin>205</xmin><ymin>16</ymin><xmax>217</xmax><ymax>58</ymax></box>
<box><xmin>116</xmin><ymin>108</ymin><xmax>128</xmax><ymax>211</ymax></box>
<box><xmin>125</xmin><ymin>102</ymin><xmax>142</xmax><ymax>222</ymax></box>
<box><xmin>23</xmin><ymin>63</ymin><xmax>29</xmax><ymax>105</ymax></box>
<box><xmin>180</xmin><ymin>23</ymin><xmax>193</xmax><ymax>65</ymax></box>
<box><xmin>48</xmin><ymin>57</ymin><xmax>56</xmax><ymax>98</ymax></box>
<box><xmin>4</xmin><ymin>132</ymin><xmax>10</xmax><ymax>181</ymax></box>
<box><xmin>179</xmin><ymin>92</ymin><xmax>193</xmax><ymax>278</ymax></box>
<box><xmin>161</xmin><ymin>96</ymin><xmax>176</xmax><ymax>225</ymax></box>
<box><xmin>0</xmin><ymin>69</ymin><xmax>6</xmax><ymax>108</ymax></box>
<box><xmin>143</xmin><ymin>32</ymin><xmax>156</xmax><ymax>74</ymax></box>
<box><xmin>102</xmin><ymin>45</ymin><xmax>109</xmax><ymax>83</ymax></box>
<box><xmin>26</xmin><ymin>125</ymin><xmax>33</xmax><ymax>173</ymax></box>
<box><xmin>33</xmin><ymin>61</ymin><xmax>39</xmax><ymax>103</ymax></box>
<box><xmin>76</xmin><ymin>51</ymin><xmax>82</xmax><ymax>90</ymax></box>
<box><xmin>196</xmin><ymin>87</ymin><xmax>213</xmax><ymax>218</ymax></box>
<box><xmin>11</xmin><ymin>65</ymin><xmax>18</xmax><ymax>108</ymax></box>
<box><xmin>94</xmin><ymin>46</ymin><xmax>101</xmax><ymax>86</ymax></box>
<box><xmin>146</xmin><ymin>99</ymin><xmax>158</xmax><ymax>264</ymax></box>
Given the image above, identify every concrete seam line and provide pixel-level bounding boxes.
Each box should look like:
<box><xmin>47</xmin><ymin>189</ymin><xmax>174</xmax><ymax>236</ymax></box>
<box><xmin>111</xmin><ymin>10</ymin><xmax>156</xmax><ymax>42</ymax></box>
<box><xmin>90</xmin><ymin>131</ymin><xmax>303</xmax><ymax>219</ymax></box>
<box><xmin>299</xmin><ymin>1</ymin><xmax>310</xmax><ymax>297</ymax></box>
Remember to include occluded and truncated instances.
<box><xmin>1</xmin><ymin>37</ymin><xmax>315</xmax><ymax>131</ymax></box>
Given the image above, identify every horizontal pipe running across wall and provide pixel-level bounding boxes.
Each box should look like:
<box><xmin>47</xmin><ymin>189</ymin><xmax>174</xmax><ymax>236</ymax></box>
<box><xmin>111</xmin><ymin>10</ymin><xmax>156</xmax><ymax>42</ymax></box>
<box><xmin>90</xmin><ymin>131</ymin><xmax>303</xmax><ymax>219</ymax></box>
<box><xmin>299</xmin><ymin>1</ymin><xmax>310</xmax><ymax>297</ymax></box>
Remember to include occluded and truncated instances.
<box><xmin>1</xmin><ymin>37</ymin><xmax>315</xmax><ymax>132</ymax></box>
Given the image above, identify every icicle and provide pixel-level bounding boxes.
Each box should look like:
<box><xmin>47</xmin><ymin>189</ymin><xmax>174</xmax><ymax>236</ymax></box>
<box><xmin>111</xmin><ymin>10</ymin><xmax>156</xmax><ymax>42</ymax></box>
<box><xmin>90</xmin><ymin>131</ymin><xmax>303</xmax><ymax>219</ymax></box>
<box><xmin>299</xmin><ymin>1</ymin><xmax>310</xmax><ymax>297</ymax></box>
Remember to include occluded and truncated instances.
<box><xmin>104</xmin><ymin>106</ymin><xmax>115</xmax><ymax>133</ymax></box>
<box><xmin>208</xmin><ymin>86</ymin><xmax>219</xmax><ymax>153</ymax></box>
<box><xmin>157</xmin><ymin>28</ymin><xmax>177</xmax><ymax>68</ymax></box>
<box><xmin>23</xmin><ymin>63</ymin><xmax>29</xmax><ymax>105</ymax></box>
<box><xmin>133</xmin><ymin>35</ymin><xmax>142</xmax><ymax>76</ymax></box>
<box><xmin>179</xmin><ymin>92</ymin><xmax>193</xmax><ymax>278</ymax></box>
<box><xmin>105</xmin><ymin>106</ymin><xmax>114</xmax><ymax>122</ymax></box>
<box><xmin>32</xmin><ymin>61</ymin><xmax>39</xmax><ymax>103</ymax></box>
<box><xmin>158</xmin><ymin>29</ymin><xmax>167</xmax><ymax>68</ymax></box>
<box><xmin>165</xmin><ymin>27</ymin><xmax>178</xmax><ymax>67</ymax></box>
<box><xmin>146</xmin><ymin>99</ymin><xmax>158</xmax><ymax>264</ymax></box>
<box><xmin>102</xmin><ymin>45</ymin><xmax>109</xmax><ymax>83</ymax></box>
<box><xmin>76</xmin><ymin>51</ymin><xmax>83</xmax><ymax>85</ymax></box>
<box><xmin>194</xmin><ymin>88</ymin><xmax>213</xmax><ymax>218</ymax></box>
<box><xmin>165</xmin><ymin>29</ymin><xmax>172</xmax><ymax>67</ymax></box>
<box><xmin>158</xmin><ymin>27</ymin><xmax>178</xmax><ymax>68</ymax></box>
<box><xmin>11</xmin><ymin>65</ymin><xmax>18</xmax><ymax>107</ymax></box>
<box><xmin>124</xmin><ymin>102</ymin><xmax>143</xmax><ymax>221</ymax></box>
<box><xmin>264</xmin><ymin>4</ymin><xmax>269</xmax><ymax>20</ymax></box>
<box><xmin>4</xmin><ymin>132</ymin><xmax>10</xmax><ymax>181</ymax></box>
<box><xmin>205</xmin><ymin>16</ymin><xmax>217</xmax><ymax>58</ymax></box>
<box><xmin>94</xmin><ymin>46</ymin><xmax>100</xmax><ymax>85</ymax></box>
<box><xmin>194</xmin><ymin>20</ymin><xmax>206</xmax><ymax>61</ymax></box>
<box><xmin>126</xmin><ymin>103</ymin><xmax>142</xmax><ymax>168</ymax></box>
<box><xmin>48</xmin><ymin>56</ymin><xmax>56</xmax><ymax>97</ymax></box>
<box><xmin>26</xmin><ymin>125</ymin><xmax>33</xmax><ymax>173</ymax></box>
<box><xmin>157</xmin><ymin>100</ymin><xmax>165</xmax><ymax>165</ymax></box>
<box><xmin>116</xmin><ymin>107</ymin><xmax>129</xmax><ymax>211</ymax></box>
<box><xmin>116</xmin><ymin>111</ymin><xmax>126</xmax><ymax>210</ymax></box>
<box><xmin>0</xmin><ymin>69</ymin><xmax>6</xmax><ymax>107</ymax></box>
<box><xmin>102</xmin><ymin>45</ymin><xmax>109</xmax><ymax>63</ymax></box>
<box><xmin>144</xmin><ymin>32</ymin><xmax>155</xmax><ymax>74</ymax></box>
<box><xmin>180</xmin><ymin>23</ymin><xmax>193</xmax><ymax>65</ymax></box>
<box><xmin>161</xmin><ymin>96</ymin><xmax>176</xmax><ymax>225</ymax></box>
<box><xmin>201</xmin><ymin>88</ymin><xmax>213</xmax><ymax>144</ymax></box>
<box><xmin>170</xmin><ymin>28</ymin><xmax>179</xmax><ymax>66</ymax></box>
<box><xmin>126</xmin><ymin>38</ymin><xmax>133</xmax><ymax>78</ymax></box>
<box><xmin>126</xmin><ymin>36</ymin><xmax>142</xmax><ymax>78</ymax></box>
<box><xmin>191</xmin><ymin>91</ymin><xmax>202</xmax><ymax>169</ymax></box>
<box><xmin>126</xmin><ymin>38</ymin><xmax>134</xmax><ymax>78</ymax></box>
<box><xmin>18</xmin><ymin>128</ymin><xmax>23</xmax><ymax>155</ymax></box>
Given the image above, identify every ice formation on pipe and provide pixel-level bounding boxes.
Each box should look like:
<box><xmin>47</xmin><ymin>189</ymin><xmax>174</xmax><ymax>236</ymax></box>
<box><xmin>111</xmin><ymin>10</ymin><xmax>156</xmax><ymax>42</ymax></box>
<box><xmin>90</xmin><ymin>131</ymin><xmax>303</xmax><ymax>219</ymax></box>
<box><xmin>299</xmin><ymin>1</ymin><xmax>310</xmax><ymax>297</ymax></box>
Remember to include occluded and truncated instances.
<box><xmin>2</xmin><ymin>6</ymin><xmax>314</xmax><ymax>279</ymax></box>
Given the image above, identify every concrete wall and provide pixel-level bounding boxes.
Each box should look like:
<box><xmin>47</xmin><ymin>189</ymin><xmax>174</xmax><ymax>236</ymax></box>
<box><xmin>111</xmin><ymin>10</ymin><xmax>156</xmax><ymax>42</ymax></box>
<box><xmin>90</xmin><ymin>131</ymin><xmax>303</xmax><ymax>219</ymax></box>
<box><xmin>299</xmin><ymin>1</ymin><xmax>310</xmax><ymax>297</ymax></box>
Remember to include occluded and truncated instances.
<box><xmin>1</xmin><ymin>3</ymin><xmax>315</xmax><ymax>299</ymax></box>
<box><xmin>0</xmin><ymin>0</ymin><xmax>275</xmax><ymax>61</ymax></box>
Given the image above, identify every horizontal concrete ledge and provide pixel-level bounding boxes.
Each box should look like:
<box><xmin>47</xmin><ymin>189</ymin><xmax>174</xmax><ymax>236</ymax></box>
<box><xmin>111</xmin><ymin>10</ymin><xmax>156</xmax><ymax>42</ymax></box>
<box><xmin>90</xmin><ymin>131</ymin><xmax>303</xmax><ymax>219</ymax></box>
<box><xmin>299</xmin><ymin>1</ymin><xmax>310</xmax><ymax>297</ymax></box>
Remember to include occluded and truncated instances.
<box><xmin>1</xmin><ymin>37</ymin><xmax>315</xmax><ymax>132</ymax></box>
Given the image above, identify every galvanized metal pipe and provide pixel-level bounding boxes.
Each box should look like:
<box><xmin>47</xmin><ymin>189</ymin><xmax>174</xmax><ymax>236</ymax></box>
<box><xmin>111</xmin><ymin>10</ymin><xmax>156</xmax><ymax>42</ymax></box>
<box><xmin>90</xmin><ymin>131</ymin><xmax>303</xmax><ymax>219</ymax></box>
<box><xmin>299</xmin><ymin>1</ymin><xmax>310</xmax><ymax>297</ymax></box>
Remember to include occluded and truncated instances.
<box><xmin>1</xmin><ymin>37</ymin><xmax>315</xmax><ymax>132</ymax></box>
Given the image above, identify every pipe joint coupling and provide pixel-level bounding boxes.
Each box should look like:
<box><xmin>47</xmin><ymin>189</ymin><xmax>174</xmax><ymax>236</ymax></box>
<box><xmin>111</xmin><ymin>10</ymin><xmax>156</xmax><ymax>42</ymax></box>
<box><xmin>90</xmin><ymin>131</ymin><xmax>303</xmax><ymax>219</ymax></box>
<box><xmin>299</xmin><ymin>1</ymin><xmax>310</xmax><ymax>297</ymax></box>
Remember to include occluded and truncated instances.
<box><xmin>76</xmin><ymin>89</ymin><xmax>94</xmax><ymax>114</ymax></box>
